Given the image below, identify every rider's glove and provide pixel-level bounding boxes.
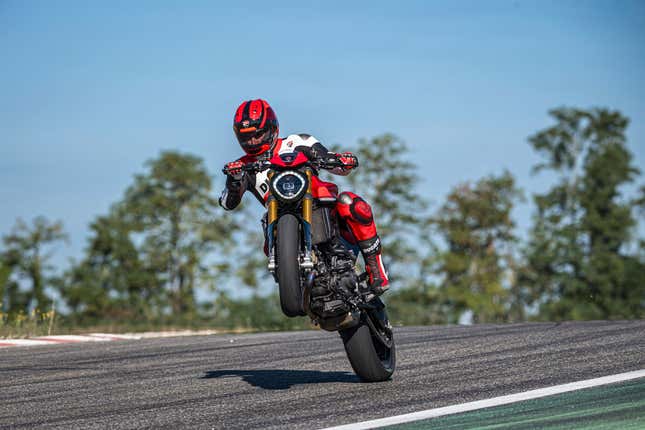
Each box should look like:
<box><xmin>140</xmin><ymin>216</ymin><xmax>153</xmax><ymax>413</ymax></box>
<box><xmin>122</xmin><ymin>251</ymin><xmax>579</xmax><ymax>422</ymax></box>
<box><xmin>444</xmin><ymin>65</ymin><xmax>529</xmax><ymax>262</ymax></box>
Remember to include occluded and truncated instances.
<box><xmin>223</xmin><ymin>160</ymin><xmax>245</xmax><ymax>181</ymax></box>
<box><xmin>338</xmin><ymin>152</ymin><xmax>358</xmax><ymax>171</ymax></box>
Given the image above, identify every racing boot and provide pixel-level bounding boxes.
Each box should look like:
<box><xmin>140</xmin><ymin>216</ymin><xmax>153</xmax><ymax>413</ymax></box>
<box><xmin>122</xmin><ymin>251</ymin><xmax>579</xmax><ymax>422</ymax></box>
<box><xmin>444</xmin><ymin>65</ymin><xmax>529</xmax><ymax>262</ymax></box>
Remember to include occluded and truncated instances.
<box><xmin>359</xmin><ymin>236</ymin><xmax>389</xmax><ymax>295</ymax></box>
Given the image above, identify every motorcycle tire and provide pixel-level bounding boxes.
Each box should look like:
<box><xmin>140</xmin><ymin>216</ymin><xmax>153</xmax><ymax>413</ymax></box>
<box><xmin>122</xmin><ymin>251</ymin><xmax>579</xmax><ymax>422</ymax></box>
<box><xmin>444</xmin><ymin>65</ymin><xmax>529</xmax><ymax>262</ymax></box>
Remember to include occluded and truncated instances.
<box><xmin>276</xmin><ymin>214</ymin><xmax>306</xmax><ymax>317</ymax></box>
<box><xmin>340</xmin><ymin>311</ymin><xmax>395</xmax><ymax>382</ymax></box>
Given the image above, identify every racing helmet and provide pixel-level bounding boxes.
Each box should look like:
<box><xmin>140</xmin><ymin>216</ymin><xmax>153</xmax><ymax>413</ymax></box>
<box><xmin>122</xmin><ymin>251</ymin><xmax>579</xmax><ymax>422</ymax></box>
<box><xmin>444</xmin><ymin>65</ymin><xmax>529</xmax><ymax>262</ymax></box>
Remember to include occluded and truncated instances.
<box><xmin>233</xmin><ymin>99</ymin><xmax>279</xmax><ymax>156</ymax></box>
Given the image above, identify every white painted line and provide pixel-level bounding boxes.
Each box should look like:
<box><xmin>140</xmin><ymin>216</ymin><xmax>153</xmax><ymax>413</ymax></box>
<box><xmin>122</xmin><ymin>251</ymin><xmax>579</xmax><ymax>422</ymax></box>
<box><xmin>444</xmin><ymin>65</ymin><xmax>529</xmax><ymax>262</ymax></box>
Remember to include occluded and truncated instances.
<box><xmin>0</xmin><ymin>339</ymin><xmax>61</xmax><ymax>347</ymax></box>
<box><xmin>0</xmin><ymin>334</ymin><xmax>138</xmax><ymax>348</ymax></box>
<box><xmin>128</xmin><ymin>330</ymin><xmax>218</xmax><ymax>338</ymax></box>
<box><xmin>0</xmin><ymin>329</ymin><xmax>216</xmax><ymax>348</ymax></box>
<box><xmin>36</xmin><ymin>335</ymin><xmax>111</xmax><ymax>343</ymax></box>
<box><xmin>320</xmin><ymin>369</ymin><xmax>645</xmax><ymax>430</ymax></box>
<box><xmin>88</xmin><ymin>333</ymin><xmax>142</xmax><ymax>340</ymax></box>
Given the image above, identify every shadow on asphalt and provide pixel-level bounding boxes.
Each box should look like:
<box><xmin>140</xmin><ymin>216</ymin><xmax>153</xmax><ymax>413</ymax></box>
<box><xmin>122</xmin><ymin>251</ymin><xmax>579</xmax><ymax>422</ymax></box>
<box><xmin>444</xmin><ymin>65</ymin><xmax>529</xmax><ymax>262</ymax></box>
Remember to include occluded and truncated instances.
<box><xmin>201</xmin><ymin>369</ymin><xmax>359</xmax><ymax>390</ymax></box>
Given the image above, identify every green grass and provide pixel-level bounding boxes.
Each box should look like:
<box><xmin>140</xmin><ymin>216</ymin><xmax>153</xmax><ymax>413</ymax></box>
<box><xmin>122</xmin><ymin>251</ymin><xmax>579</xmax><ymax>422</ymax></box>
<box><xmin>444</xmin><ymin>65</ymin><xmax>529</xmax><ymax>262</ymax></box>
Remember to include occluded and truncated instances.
<box><xmin>0</xmin><ymin>308</ymin><xmax>57</xmax><ymax>339</ymax></box>
<box><xmin>0</xmin><ymin>309</ymin><xmax>317</xmax><ymax>339</ymax></box>
<box><xmin>386</xmin><ymin>379</ymin><xmax>645</xmax><ymax>430</ymax></box>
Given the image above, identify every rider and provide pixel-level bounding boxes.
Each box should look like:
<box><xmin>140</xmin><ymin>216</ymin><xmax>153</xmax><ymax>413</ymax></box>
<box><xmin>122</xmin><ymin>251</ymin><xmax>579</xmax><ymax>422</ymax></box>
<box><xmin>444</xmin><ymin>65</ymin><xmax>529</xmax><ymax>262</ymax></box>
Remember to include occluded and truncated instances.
<box><xmin>219</xmin><ymin>99</ymin><xmax>389</xmax><ymax>294</ymax></box>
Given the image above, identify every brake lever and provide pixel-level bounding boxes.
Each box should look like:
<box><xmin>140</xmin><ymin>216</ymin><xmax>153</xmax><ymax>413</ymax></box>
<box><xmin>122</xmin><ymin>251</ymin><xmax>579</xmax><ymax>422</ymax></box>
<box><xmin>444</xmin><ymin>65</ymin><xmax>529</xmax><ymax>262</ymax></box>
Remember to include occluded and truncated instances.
<box><xmin>313</xmin><ymin>159</ymin><xmax>343</xmax><ymax>170</ymax></box>
<box><xmin>222</xmin><ymin>161</ymin><xmax>271</xmax><ymax>176</ymax></box>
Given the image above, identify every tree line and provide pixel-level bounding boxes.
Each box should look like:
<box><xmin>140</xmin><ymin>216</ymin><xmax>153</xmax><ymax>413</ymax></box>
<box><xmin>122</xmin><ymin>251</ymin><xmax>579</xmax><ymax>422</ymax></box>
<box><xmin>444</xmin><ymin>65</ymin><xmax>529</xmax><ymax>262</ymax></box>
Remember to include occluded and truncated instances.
<box><xmin>1</xmin><ymin>107</ymin><xmax>644</xmax><ymax>330</ymax></box>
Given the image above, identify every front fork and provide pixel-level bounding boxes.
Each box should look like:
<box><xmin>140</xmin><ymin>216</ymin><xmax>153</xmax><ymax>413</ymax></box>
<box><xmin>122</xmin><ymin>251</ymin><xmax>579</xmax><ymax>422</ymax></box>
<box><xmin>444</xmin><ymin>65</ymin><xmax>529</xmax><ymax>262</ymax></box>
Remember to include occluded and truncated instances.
<box><xmin>266</xmin><ymin>192</ymin><xmax>278</xmax><ymax>273</ymax></box>
<box><xmin>301</xmin><ymin>169</ymin><xmax>314</xmax><ymax>270</ymax></box>
<box><xmin>267</xmin><ymin>168</ymin><xmax>314</xmax><ymax>273</ymax></box>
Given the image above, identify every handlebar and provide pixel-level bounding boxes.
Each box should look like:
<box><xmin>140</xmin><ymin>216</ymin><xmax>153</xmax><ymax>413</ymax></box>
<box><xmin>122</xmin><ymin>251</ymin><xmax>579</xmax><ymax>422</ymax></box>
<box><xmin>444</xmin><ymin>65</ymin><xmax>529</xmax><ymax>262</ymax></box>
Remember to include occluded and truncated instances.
<box><xmin>313</xmin><ymin>158</ymin><xmax>345</xmax><ymax>170</ymax></box>
<box><xmin>222</xmin><ymin>156</ymin><xmax>346</xmax><ymax>176</ymax></box>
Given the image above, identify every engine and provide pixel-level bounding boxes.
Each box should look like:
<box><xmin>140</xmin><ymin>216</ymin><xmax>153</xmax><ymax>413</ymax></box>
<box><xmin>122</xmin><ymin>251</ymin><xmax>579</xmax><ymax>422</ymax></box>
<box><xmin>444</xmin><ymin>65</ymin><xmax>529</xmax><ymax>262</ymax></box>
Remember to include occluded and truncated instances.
<box><xmin>309</xmin><ymin>239</ymin><xmax>358</xmax><ymax>319</ymax></box>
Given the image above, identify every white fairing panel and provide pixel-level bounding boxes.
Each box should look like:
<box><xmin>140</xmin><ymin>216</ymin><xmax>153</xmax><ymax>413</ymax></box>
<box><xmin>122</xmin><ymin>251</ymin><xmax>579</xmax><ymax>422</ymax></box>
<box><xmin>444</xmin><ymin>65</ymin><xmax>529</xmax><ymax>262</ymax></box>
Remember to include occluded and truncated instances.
<box><xmin>253</xmin><ymin>169</ymin><xmax>271</xmax><ymax>201</ymax></box>
<box><xmin>277</xmin><ymin>134</ymin><xmax>320</xmax><ymax>154</ymax></box>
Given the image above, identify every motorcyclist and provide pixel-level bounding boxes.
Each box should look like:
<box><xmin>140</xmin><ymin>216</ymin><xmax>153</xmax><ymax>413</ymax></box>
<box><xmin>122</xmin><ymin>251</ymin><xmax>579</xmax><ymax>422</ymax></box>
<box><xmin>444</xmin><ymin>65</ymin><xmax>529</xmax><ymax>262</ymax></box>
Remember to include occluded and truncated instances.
<box><xmin>219</xmin><ymin>99</ymin><xmax>389</xmax><ymax>294</ymax></box>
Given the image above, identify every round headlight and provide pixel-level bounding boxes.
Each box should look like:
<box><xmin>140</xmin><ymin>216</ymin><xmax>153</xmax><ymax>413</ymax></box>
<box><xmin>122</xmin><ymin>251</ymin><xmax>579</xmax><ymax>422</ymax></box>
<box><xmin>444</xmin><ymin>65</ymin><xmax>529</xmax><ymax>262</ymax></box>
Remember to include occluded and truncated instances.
<box><xmin>271</xmin><ymin>171</ymin><xmax>307</xmax><ymax>201</ymax></box>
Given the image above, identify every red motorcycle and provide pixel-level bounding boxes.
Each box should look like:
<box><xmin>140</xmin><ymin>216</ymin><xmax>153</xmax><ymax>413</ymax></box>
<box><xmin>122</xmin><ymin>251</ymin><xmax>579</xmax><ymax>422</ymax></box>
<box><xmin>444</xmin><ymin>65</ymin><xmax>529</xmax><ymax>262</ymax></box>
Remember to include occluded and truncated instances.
<box><xmin>225</xmin><ymin>151</ymin><xmax>395</xmax><ymax>382</ymax></box>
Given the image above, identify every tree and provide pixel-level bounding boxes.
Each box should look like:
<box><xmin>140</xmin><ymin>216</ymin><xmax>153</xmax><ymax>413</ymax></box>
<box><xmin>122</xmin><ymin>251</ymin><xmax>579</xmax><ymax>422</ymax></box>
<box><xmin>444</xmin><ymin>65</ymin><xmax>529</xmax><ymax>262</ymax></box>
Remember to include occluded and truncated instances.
<box><xmin>120</xmin><ymin>151</ymin><xmax>235</xmax><ymax>317</ymax></box>
<box><xmin>329</xmin><ymin>134</ymin><xmax>429</xmax><ymax>286</ymax></box>
<box><xmin>524</xmin><ymin>107</ymin><xmax>644</xmax><ymax>320</ymax></box>
<box><xmin>0</xmin><ymin>260</ymin><xmax>24</xmax><ymax>315</ymax></box>
<box><xmin>432</xmin><ymin>172</ymin><xmax>523</xmax><ymax>323</ymax></box>
<box><xmin>1</xmin><ymin>217</ymin><xmax>67</xmax><ymax>313</ymax></box>
<box><xmin>60</xmin><ymin>214</ymin><xmax>159</xmax><ymax>322</ymax></box>
<box><xmin>60</xmin><ymin>151</ymin><xmax>239</xmax><ymax>323</ymax></box>
<box><xmin>58</xmin><ymin>151</ymin><xmax>240</xmax><ymax>323</ymax></box>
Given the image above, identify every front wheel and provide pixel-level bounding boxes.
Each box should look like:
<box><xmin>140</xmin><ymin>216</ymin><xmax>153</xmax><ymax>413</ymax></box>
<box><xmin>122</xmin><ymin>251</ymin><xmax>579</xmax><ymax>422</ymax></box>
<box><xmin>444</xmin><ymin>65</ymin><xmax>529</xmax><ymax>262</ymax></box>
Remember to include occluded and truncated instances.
<box><xmin>340</xmin><ymin>307</ymin><xmax>395</xmax><ymax>382</ymax></box>
<box><xmin>276</xmin><ymin>214</ymin><xmax>306</xmax><ymax>317</ymax></box>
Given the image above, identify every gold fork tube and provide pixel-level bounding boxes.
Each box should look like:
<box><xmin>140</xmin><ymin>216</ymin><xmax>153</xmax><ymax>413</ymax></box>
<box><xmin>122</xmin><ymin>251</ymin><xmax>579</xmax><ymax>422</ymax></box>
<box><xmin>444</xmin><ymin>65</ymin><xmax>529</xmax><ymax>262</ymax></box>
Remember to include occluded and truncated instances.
<box><xmin>266</xmin><ymin>171</ymin><xmax>278</xmax><ymax>224</ymax></box>
<box><xmin>268</xmin><ymin>197</ymin><xmax>278</xmax><ymax>225</ymax></box>
<box><xmin>303</xmin><ymin>169</ymin><xmax>313</xmax><ymax>224</ymax></box>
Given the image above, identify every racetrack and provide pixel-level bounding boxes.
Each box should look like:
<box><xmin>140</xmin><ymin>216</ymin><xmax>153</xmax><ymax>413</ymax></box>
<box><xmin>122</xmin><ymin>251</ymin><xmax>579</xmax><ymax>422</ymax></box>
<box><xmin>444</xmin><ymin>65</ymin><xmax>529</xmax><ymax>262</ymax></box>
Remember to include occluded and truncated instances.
<box><xmin>1</xmin><ymin>321</ymin><xmax>644</xmax><ymax>429</ymax></box>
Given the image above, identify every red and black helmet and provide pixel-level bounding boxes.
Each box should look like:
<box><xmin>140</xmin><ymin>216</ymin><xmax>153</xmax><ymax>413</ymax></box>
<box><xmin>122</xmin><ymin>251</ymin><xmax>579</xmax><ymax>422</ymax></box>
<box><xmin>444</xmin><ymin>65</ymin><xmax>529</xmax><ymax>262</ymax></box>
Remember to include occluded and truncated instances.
<box><xmin>233</xmin><ymin>99</ymin><xmax>279</xmax><ymax>156</ymax></box>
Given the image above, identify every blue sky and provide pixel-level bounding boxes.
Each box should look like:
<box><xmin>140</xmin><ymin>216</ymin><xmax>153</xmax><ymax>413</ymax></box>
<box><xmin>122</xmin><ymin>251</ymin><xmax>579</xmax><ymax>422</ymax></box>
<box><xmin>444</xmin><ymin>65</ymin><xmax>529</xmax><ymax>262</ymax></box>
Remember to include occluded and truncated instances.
<box><xmin>1</xmin><ymin>0</ymin><xmax>644</xmax><ymax>271</ymax></box>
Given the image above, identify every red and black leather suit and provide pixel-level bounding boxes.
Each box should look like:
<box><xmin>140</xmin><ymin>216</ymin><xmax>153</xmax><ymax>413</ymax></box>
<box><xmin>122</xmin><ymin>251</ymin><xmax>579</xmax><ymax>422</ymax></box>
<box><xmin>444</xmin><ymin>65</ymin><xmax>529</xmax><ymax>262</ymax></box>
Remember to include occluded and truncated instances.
<box><xmin>219</xmin><ymin>133</ymin><xmax>389</xmax><ymax>293</ymax></box>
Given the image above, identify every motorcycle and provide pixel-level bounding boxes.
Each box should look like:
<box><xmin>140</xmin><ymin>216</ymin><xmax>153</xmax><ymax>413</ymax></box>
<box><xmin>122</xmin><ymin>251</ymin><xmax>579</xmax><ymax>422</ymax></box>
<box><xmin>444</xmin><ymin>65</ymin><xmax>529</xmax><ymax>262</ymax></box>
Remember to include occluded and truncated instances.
<box><xmin>224</xmin><ymin>151</ymin><xmax>395</xmax><ymax>382</ymax></box>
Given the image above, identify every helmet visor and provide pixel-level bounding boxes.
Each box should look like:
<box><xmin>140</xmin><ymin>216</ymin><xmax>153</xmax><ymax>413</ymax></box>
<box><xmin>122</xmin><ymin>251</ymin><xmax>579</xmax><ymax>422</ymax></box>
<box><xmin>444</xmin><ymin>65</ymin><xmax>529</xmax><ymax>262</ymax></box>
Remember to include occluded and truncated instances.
<box><xmin>238</xmin><ymin>128</ymin><xmax>270</xmax><ymax>145</ymax></box>
<box><xmin>236</xmin><ymin>127</ymin><xmax>272</xmax><ymax>154</ymax></box>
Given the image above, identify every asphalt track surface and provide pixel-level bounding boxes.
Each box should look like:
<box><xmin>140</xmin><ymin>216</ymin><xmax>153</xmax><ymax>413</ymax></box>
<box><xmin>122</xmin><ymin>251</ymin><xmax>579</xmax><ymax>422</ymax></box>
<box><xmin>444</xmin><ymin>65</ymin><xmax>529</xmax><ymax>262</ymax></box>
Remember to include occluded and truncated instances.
<box><xmin>1</xmin><ymin>321</ymin><xmax>644</xmax><ymax>429</ymax></box>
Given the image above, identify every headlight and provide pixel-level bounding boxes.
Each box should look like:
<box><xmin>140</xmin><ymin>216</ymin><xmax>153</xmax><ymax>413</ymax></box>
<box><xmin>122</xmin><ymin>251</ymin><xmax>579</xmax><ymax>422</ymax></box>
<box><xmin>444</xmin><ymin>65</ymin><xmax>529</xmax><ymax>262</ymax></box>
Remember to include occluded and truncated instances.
<box><xmin>271</xmin><ymin>171</ymin><xmax>308</xmax><ymax>202</ymax></box>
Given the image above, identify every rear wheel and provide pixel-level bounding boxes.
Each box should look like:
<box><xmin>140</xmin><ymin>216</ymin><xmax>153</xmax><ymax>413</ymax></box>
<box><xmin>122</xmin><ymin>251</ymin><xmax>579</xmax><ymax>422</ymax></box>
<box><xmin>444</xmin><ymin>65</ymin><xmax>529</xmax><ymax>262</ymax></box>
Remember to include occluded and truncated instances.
<box><xmin>276</xmin><ymin>214</ymin><xmax>306</xmax><ymax>317</ymax></box>
<box><xmin>340</xmin><ymin>306</ymin><xmax>395</xmax><ymax>382</ymax></box>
